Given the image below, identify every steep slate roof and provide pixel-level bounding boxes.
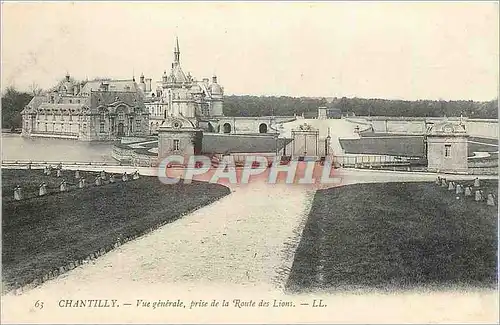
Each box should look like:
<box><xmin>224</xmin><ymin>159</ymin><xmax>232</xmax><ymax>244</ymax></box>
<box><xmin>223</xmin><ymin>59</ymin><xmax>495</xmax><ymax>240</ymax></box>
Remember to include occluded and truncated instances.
<box><xmin>25</xmin><ymin>96</ymin><xmax>46</xmax><ymax>110</ymax></box>
<box><xmin>202</xmin><ymin>134</ymin><xmax>293</xmax><ymax>154</ymax></box>
<box><xmin>80</xmin><ymin>80</ymin><xmax>144</xmax><ymax>97</ymax></box>
<box><xmin>90</xmin><ymin>91</ymin><xmax>146</xmax><ymax>110</ymax></box>
<box><xmin>169</xmin><ymin>64</ymin><xmax>188</xmax><ymax>83</ymax></box>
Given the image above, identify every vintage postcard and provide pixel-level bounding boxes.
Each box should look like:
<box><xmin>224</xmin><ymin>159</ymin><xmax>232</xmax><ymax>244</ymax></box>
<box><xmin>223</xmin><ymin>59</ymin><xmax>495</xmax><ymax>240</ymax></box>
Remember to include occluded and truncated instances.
<box><xmin>1</xmin><ymin>1</ymin><xmax>498</xmax><ymax>324</ymax></box>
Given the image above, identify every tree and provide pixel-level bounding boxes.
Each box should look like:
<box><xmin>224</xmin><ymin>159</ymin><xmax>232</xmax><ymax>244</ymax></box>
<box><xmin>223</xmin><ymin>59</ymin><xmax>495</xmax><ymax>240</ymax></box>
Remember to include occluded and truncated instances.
<box><xmin>1</xmin><ymin>86</ymin><xmax>33</xmax><ymax>130</ymax></box>
<box><xmin>28</xmin><ymin>82</ymin><xmax>43</xmax><ymax>96</ymax></box>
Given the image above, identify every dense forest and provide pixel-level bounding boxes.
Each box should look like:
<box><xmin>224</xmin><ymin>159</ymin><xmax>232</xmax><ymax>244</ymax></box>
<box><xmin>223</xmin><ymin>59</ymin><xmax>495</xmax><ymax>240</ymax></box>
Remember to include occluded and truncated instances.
<box><xmin>223</xmin><ymin>95</ymin><xmax>498</xmax><ymax>119</ymax></box>
<box><xmin>1</xmin><ymin>86</ymin><xmax>498</xmax><ymax>131</ymax></box>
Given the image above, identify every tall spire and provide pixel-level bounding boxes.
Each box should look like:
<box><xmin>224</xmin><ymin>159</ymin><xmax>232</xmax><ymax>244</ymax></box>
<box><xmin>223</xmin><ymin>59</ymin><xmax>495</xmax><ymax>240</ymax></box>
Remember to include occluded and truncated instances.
<box><xmin>174</xmin><ymin>36</ymin><xmax>180</xmax><ymax>64</ymax></box>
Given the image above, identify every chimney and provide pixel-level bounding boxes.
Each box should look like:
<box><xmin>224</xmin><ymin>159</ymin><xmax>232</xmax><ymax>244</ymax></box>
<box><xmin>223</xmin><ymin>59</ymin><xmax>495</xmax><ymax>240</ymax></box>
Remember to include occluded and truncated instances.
<box><xmin>145</xmin><ymin>78</ymin><xmax>152</xmax><ymax>92</ymax></box>
<box><xmin>212</xmin><ymin>75</ymin><xmax>217</xmax><ymax>83</ymax></box>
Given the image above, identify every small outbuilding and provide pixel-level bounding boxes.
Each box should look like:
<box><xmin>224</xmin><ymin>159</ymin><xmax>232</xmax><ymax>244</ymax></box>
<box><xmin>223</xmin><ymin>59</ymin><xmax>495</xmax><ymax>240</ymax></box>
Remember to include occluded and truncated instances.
<box><xmin>426</xmin><ymin>121</ymin><xmax>468</xmax><ymax>173</ymax></box>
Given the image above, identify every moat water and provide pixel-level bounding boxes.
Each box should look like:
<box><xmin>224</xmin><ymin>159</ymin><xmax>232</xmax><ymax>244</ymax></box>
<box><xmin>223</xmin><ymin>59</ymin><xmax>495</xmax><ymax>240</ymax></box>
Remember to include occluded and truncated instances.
<box><xmin>1</xmin><ymin>134</ymin><xmax>115</xmax><ymax>163</ymax></box>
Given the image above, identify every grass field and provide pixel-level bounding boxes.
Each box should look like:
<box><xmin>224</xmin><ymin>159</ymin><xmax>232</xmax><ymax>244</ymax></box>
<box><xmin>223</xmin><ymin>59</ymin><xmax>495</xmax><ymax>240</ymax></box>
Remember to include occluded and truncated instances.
<box><xmin>286</xmin><ymin>180</ymin><xmax>498</xmax><ymax>293</ymax></box>
<box><xmin>2</xmin><ymin>169</ymin><xmax>231</xmax><ymax>292</ymax></box>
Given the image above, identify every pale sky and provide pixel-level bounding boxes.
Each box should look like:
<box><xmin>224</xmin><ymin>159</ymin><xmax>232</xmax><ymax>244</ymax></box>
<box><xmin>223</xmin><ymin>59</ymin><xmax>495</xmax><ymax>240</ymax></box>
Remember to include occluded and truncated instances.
<box><xmin>1</xmin><ymin>1</ymin><xmax>498</xmax><ymax>100</ymax></box>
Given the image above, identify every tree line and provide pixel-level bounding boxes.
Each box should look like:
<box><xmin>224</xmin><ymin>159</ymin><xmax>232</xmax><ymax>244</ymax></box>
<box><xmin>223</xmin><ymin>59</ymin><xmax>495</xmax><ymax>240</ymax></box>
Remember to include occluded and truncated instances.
<box><xmin>223</xmin><ymin>95</ymin><xmax>498</xmax><ymax>119</ymax></box>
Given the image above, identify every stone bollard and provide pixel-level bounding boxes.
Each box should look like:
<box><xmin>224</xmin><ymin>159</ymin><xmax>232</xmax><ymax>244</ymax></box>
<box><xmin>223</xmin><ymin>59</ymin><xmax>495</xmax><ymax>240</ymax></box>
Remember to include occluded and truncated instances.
<box><xmin>56</xmin><ymin>169</ymin><xmax>62</xmax><ymax>177</ymax></box>
<box><xmin>122</xmin><ymin>172</ymin><xmax>128</xmax><ymax>182</ymax></box>
<box><xmin>475</xmin><ymin>190</ymin><xmax>483</xmax><ymax>202</ymax></box>
<box><xmin>435</xmin><ymin>176</ymin><xmax>441</xmax><ymax>185</ymax></box>
<box><xmin>27</xmin><ymin>162</ymin><xmax>32</xmax><ymax>170</ymax></box>
<box><xmin>14</xmin><ymin>185</ymin><xmax>23</xmax><ymax>201</ymax></box>
<box><xmin>487</xmin><ymin>194</ymin><xmax>496</xmax><ymax>206</ymax></box>
<box><xmin>100</xmin><ymin>170</ymin><xmax>106</xmax><ymax>181</ymax></box>
<box><xmin>474</xmin><ymin>177</ymin><xmax>480</xmax><ymax>187</ymax></box>
<box><xmin>464</xmin><ymin>186</ymin><xmax>472</xmax><ymax>197</ymax></box>
<box><xmin>133</xmin><ymin>170</ymin><xmax>140</xmax><ymax>180</ymax></box>
<box><xmin>60</xmin><ymin>180</ymin><xmax>67</xmax><ymax>192</ymax></box>
<box><xmin>78</xmin><ymin>177</ymin><xmax>86</xmax><ymax>189</ymax></box>
<box><xmin>455</xmin><ymin>184</ymin><xmax>463</xmax><ymax>195</ymax></box>
<box><xmin>39</xmin><ymin>183</ymin><xmax>47</xmax><ymax>196</ymax></box>
<box><xmin>75</xmin><ymin>170</ymin><xmax>80</xmax><ymax>179</ymax></box>
<box><xmin>95</xmin><ymin>176</ymin><xmax>102</xmax><ymax>186</ymax></box>
<box><xmin>441</xmin><ymin>178</ymin><xmax>447</xmax><ymax>187</ymax></box>
<box><xmin>448</xmin><ymin>181</ymin><xmax>455</xmax><ymax>191</ymax></box>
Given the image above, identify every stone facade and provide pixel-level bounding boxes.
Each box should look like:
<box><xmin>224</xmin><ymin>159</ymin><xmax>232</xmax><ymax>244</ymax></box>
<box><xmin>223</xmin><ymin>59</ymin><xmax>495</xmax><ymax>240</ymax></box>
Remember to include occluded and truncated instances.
<box><xmin>158</xmin><ymin>115</ymin><xmax>202</xmax><ymax>160</ymax></box>
<box><xmin>426</xmin><ymin>121</ymin><xmax>469</xmax><ymax>173</ymax></box>
<box><xmin>21</xmin><ymin>74</ymin><xmax>150</xmax><ymax>141</ymax></box>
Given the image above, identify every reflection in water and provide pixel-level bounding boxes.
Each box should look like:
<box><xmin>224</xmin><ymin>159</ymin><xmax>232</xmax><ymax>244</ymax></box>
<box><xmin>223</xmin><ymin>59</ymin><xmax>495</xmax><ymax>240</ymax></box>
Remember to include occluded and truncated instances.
<box><xmin>1</xmin><ymin>134</ymin><xmax>115</xmax><ymax>162</ymax></box>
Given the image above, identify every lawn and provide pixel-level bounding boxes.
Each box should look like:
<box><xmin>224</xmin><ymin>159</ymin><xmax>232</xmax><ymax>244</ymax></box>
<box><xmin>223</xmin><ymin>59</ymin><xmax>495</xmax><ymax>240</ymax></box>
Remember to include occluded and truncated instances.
<box><xmin>2</xmin><ymin>169</ymin><xmax>231</xmax><ymax>292</ymax></box>
<box><xmin>286</xmin><ymin>180</ymin><xmax>498</xmax><ymax>293</ymax></box>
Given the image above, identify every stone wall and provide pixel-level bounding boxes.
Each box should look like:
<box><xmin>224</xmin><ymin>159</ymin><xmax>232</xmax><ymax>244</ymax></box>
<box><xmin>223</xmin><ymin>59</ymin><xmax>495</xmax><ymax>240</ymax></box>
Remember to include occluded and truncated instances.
<box><xmin>352</xmin><ymin>116</ymin><xmax>498</xmax><ymax>139</ymax></box>
<box><xmin>216</xmin><ymin>116</ymin><xmax>296</xmax><ymax>134</ymax></box>
<box><xmin>466</xmin><ymin>119</ymin><xmax>498</xmax><ymax>139</ymax></box>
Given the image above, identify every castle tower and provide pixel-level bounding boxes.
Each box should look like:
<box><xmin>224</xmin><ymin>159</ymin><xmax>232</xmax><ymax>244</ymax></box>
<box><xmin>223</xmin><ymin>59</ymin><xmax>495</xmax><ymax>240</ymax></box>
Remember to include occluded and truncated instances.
<box><xmin>174</xmin><ymin>36</ymin><xmax>180</xmax><ymax>65</ymax></box>
<box><xmin>209</xmin><ymin>74</ymin><xmax>224</xmax><ymax>117</ymax></box>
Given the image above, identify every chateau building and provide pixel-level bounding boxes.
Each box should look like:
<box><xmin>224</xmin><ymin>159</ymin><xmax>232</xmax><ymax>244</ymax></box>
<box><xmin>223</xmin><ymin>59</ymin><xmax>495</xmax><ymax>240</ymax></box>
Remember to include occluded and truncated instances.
<box><xmin>21</xmin><ymin>74</ymin><xmax>150</xmax><ymax>141</ymax></box>
<box><xmin>144</xmin><ymin>37</ymin><xmax>224</xmax><ymax>135</ymax></box>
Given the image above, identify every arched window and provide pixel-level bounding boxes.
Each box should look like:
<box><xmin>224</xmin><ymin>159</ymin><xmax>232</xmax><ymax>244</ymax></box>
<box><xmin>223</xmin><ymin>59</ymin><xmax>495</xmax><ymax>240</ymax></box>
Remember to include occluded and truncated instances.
<box><xmin>223</xmin><ymin>123</ymin><xmax>231</xmax><ymax>134</ymax></box>
<box><xmin>259</xmin><ymin>123</ymin><xmax>268</xmax><ymax>133</ymax></box>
